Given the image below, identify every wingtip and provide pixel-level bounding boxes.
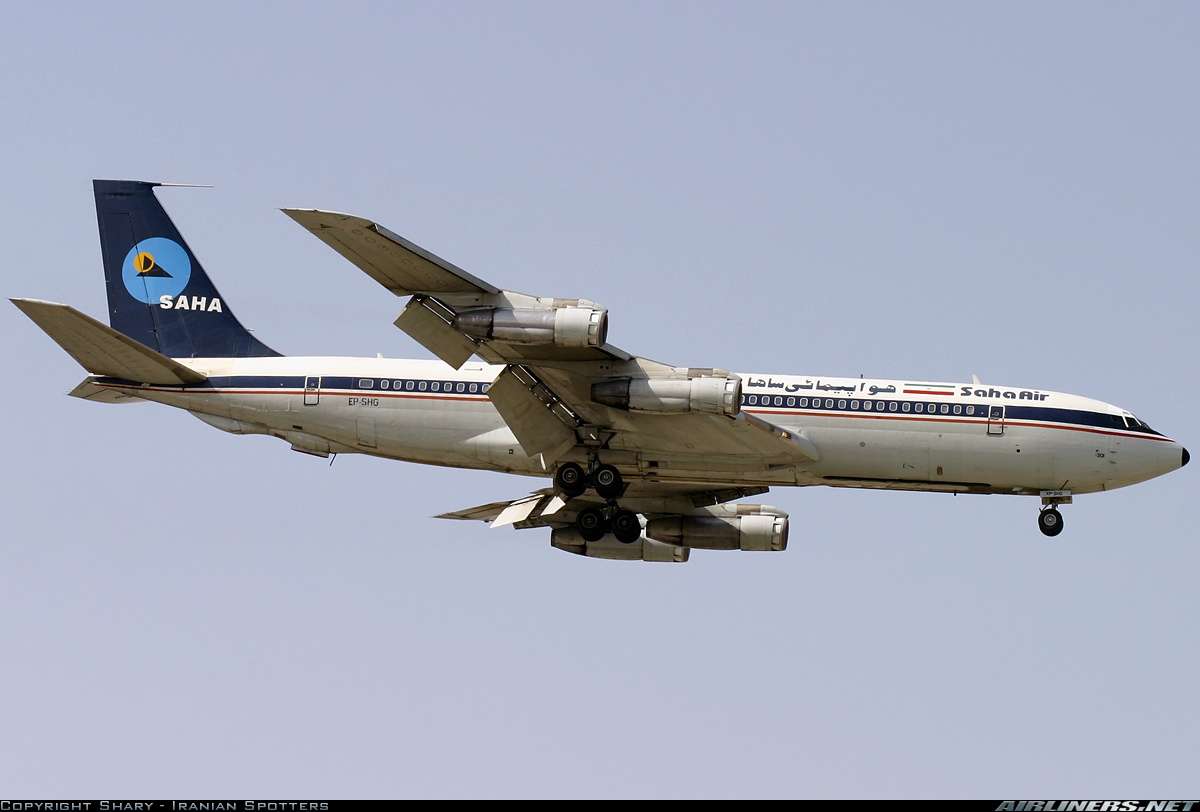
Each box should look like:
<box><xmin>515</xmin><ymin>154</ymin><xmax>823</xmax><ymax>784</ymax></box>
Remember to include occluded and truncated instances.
<box><xmin>11</xmin><ymin>297</ymin><xmax>67</xmax><ymax>313</ymax></box>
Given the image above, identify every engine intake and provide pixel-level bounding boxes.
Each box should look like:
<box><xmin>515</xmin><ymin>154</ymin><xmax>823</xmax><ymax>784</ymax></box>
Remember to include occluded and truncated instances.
<box><xmin>454</xmin><ymin>307</ymin><xmax>607</xmax><ymax>348</ymax></box>
<box><xmin>592</xmin><ymin>375</ymin><xmax>741</xmax><ymax>416</ymax></box>
<box><xmin>645</xmin><ymin>512</ymin><xmax>788</xmax><ymax>552</ymax></box>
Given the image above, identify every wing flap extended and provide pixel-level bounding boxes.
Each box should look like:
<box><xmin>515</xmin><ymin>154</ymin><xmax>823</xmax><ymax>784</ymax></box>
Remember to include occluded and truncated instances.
<box><xmin>282</xmin><ymin>209</ymin><xmax>499</xmax><ymax>296</ymax></box>
<box><xmin>393</xmin><ymin>297</ymin><xmax>479</xmax><ymax>368</ymax></box>
<box><xmin>11</xmin><ymin>299</ymin><xmax>207</xmax><ymax>385</ymax></box>
<box><xmin>486</xmin><ymin>366</ymin><xmax>578</xmax><ymax>461</ymax></box>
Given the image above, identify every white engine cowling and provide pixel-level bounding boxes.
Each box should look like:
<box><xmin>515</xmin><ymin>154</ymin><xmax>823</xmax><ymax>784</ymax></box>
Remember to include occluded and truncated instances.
<box><xmin>550</xmin><ymin>528</ymin><xmax>689</xmax><ymax>563</ymax></box>
<box><xmin>591</xmin><ymin>375</ymin><xmax>741</xmax><ymax>416</ymax></box>
<box><xmin>454</xmin><ymin>307</ymin><xmax>607</xmax><ymax>348</ymax></box>
<box><xmin>645</xmin><ymin>512</ymin><xmax>788</xmax><ymax>552</ymax></box>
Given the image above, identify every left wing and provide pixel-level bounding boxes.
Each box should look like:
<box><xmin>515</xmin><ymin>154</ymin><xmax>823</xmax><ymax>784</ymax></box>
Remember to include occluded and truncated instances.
<box><xmin>284</xmin><ymin>209</ymin><xmax>819</xmax><ymax>485</ymax></box>
<box><xmin>284</xmin><ymin>209</ymin><xmax>624</xmax><ymax>367</ymax></box>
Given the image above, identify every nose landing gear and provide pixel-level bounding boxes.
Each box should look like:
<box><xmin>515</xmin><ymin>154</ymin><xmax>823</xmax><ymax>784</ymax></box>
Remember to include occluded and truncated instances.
<box><xmin>1037</xmin><ymin>490</ymin><xmax>1071</xmax><ymax>537</ymax></box>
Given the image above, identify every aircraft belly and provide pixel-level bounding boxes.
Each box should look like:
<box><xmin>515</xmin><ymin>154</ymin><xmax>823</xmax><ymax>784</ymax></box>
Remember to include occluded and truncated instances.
<box><xmin>126</xmin><ymin>385</ymin><xmax>543</xmax><ymax>474</ymax></box>
<box><xmin>789</xmin><ymin>418</ymin><xmax>1046</xmax><ymax>493</ymax></box>
<box><xmin>361</xmin><ymin>397</ymin><xmax>508</xmax><ymax>465</ymax></box>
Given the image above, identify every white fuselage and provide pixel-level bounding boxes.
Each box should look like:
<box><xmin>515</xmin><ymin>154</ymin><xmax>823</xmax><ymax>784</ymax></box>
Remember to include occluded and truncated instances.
<box><xmin>91</xmin><ymin>356</ymin><xmax>1185</xmax><ymax>498</ymax></box>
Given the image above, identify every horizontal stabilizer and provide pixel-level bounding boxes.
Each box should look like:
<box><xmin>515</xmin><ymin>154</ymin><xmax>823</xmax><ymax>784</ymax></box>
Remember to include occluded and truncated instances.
<box><xmin>11</xmin><ymin>299</ymin><xmax>207</xmax><ymax>385</ymax></box>
<box><xmin>68</xmin><ymin>378</ymin><xmax>145</xmax><ymax>403</ymax></box>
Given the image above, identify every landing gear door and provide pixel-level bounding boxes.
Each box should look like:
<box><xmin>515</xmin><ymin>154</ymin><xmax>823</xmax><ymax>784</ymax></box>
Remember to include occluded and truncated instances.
<box><xmin>304</xmin><ymin>376</ymin><xmax>321</xmax><ymax>406</ymax></box>
<box><xmin>987</xmin><ymin>405</ymin><xmax>1005</xmax><ymax>436</ymax></box>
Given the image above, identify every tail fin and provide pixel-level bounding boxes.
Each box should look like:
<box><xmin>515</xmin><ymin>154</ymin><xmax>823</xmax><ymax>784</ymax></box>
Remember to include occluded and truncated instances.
<box><xmin>94</xmin><ymin>180</ymin><xmax>280</xmax><ymax>358</ymax></box>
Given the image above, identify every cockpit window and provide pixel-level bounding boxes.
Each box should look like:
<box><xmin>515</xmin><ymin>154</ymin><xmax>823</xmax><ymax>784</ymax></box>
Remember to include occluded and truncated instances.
<box><xmin>1131</xmin><ymin>416</ymin><xmax>1161</xmax><ymax>434</ymax></box>
<box><xmin>1114</xmin><ymin>413</ymin><xmax>1163</xmax><ymax>436</ymax></box>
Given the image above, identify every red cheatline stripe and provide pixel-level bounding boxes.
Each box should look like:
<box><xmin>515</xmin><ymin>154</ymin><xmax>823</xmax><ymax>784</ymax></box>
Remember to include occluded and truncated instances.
<box><xmin>902</xmin><ymin>389</ymin><xmax>956</xmax><ymax>396</ymax></box>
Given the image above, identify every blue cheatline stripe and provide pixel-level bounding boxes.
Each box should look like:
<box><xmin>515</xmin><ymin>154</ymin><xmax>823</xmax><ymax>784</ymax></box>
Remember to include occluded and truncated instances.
<box><xmin>119</xmin><ymin>375</ymin><xmax>495</xmax><ymax>395</ymax></box>
<box><xmin>742</xmin><ymin>394</ymin><xmax>1163</xmax><ymax>437</ymax></box>
<box><xmin>92</xmin><ymin>374</ymin><xmax>1164</xmax><ymax>438</ymax></box>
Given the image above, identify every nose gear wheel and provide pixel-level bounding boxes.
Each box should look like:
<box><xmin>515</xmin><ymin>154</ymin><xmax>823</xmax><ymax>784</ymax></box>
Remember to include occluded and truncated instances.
<box><xmin>1038</xmin><ymin>507</ymin><xmax>1064</xmax><ymax>537</ymax></box>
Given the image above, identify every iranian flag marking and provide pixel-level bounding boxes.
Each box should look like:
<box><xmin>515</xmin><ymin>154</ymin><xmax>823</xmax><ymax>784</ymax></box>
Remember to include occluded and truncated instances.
<box><xmin>903</xmin><ymin>383</ymin><xmax>957</xmax><ymax>397</ymax></box>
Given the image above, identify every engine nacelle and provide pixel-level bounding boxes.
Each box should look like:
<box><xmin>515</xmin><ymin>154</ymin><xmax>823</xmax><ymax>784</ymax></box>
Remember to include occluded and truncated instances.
<box><xmin>591</xmin><ymin>375</ymin><xmax>741</xmax><ymax>416</ymax></box>
<box><xmin>645</xmin><ymin>511</ymin><xmax>788</xmax><ymax>552</ymax></box>
<box><xmin>550</xmin><ymin>528</ymin><xmax>690</xmax><ymax>563</ymax></box>
<box><xmin>454</xmin><ymin>306</ymin><xmax>607</xmax><ymax>348</ymax></box>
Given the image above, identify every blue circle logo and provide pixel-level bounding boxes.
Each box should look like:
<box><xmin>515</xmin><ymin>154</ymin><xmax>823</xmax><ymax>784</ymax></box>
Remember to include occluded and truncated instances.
<box><xmin>122</xmin><ymin>238</ymin><xmax>192</xmax><ymax>304</ymax></box>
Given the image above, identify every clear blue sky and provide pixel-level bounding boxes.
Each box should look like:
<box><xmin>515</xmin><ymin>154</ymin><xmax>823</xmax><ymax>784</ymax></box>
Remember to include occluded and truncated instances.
<box><xmin>1</xmin><ymin>1</ymin><xmax>1197</xmax><ymax>798</ymax></box>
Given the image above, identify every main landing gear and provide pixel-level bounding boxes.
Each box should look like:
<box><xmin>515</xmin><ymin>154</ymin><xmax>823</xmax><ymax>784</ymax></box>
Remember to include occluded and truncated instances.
<box><xmin>555</xmin><ymin>461</ymin><xmax>641</xmax><ymax>544</ymax></box>
<box><xmin>554</xmin><ymin>461</ymin><xmax>624</xmax><ymax>499</ymax></box>
<box><xmin>576</xmin><ymin>505</ymin><xmax>641</xmax><ymax>544</ymax></box>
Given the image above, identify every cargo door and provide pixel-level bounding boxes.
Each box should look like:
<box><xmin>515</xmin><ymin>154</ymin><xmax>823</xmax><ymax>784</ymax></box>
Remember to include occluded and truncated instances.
<box><xmin>357</xmin><ymin>416</ymin><xmax>377</xmax><ymax>448</ymax></box>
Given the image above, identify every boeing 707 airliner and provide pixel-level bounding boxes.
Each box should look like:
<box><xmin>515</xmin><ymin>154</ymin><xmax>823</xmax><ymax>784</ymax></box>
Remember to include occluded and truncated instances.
<box><xmin>11</xmin><ymin>181</ymin><xmax>1189</xmax><ymax>562</ymax></box>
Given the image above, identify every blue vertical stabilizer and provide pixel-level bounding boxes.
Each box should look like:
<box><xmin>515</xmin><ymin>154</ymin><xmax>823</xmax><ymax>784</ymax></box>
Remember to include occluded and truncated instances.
<box><xmin>94</xmin><ymin>180</ymin><xmax>280</xmax><ymax>358</ymax></box>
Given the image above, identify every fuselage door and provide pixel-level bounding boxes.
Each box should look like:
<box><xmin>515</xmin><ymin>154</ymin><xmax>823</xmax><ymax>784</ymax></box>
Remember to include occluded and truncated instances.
<box><xmin>987</xmin><ymin>404</ymin><xmax>1005</xmax><ymax>436</ymax></box>
<box><xmin>304</xmin><ymin>376</ymin><xmax>321</xmax><ymax>406</ymax></box>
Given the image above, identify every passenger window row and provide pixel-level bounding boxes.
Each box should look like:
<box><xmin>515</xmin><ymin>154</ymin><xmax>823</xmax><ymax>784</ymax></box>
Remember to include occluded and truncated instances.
<box><xmin>743</xmin><ymin>394</ymin><xmax>980</xmax><ymax>416</ymax></box>
<box><xmin>355</xmin><ymin>379</ymin><xmax>490</xmax><ymax>394</ymax></box>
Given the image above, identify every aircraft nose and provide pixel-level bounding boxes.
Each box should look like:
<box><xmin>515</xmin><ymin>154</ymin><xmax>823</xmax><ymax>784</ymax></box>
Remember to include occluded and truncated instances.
<box><xmin>1184</xmin><ymin>447</ymin><xmax>1190</xmax><ymax>467</ymax></box>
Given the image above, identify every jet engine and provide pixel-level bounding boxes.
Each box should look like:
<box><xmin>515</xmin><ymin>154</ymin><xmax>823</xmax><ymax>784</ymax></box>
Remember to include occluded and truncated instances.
<box><xmin>550</xmin><ymin>527</ymin><xmax>689</xmax><ymax>563</ymax></box>
<box><xmin>591</xmin><ymin>375</ymin><xmax>741</xmax><ymax>416</ymax></box>
<box><xmin>454</xmin><ymin>306</ymin><xmax>607</xmax><ymax>348</ymax></box>
<box><xmin>645</xmin><ymin>508</ymin><xmax>788</xmax><ymax>552</ymax></box>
